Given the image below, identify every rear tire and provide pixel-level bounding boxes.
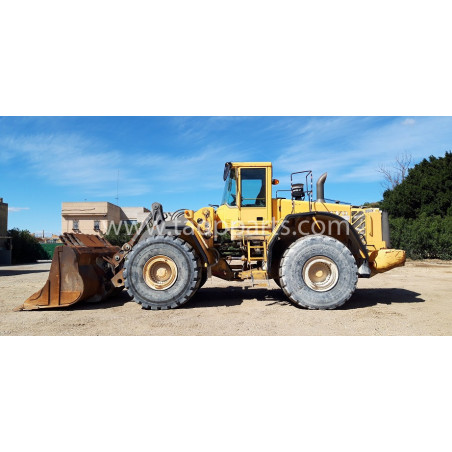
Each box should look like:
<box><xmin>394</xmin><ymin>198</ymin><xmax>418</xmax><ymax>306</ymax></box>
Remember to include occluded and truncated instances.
<box><xmin>279</xmin><ymin>235</ymin><xmax>358</xmax><ymax>310</ymax></box>
<box><xmin>124</xmin><ymin>235</ymin><xmax>201</xmax><ymax>310</ymax></box>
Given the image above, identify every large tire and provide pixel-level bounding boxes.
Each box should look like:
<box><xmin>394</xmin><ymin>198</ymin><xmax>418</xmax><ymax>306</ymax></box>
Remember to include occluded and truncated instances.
<box><xmin>279</xmin><ymin>235</ymin><xmax>358</xmax><ymax>310</ymax></box>
<box><xmin>123</xmin><ymin>235</ymin><xmax>201</xmax><ymax>310</ymax></box>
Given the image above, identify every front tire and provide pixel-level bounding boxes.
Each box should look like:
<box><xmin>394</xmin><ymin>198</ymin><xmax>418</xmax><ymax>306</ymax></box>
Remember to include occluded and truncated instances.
<box><xmin>279</xmin><ymin>235</ymin><xmax>358</xmax><ymax>309</ymax></box>
<box><xmin>123</xmin><ymin>235</ymin><xmax>201</xmax><ymax>310</ymax></box>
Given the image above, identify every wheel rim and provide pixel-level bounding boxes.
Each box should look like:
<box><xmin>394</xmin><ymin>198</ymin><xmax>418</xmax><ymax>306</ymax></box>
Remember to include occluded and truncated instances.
<box><xmin>143</xmin><ymin>255</ymin><xmax>178</xmax><ymax>290</ymax></box>
<box><xmin>302</xmin><ymin>256</ymin><xmax>339</xmax><ymax>292</ymax></box>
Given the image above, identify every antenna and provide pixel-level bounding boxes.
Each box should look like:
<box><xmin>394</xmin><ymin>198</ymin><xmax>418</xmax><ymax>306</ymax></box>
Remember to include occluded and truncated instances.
<box><xmin>115</xmin><ymin>170</ymin><xmax>119</xmax><ymax>205</ymax></box>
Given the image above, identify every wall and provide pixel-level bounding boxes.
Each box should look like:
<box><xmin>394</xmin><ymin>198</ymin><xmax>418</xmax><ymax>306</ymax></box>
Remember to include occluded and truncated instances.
<box><xmin>0</xmin><ymin>198</ymin><xmax>7</xmax><ymax>238</ymax></box>
<box><xmin>0</xmin><ymin>198</ymin><xmax>11</xmax><ymax>265</ymax></box>
<box><xmin>120</xmin><ymin>206</ymin><xmax>150</xmax><ymax>224</ymax></box>
<box><xmin>61</xmin><ymin>202</ymin><xmax>121</xmax><ymax>234</ymax></box>
<box><xmin>61</xmin><ymin>202</ymin><xmax>150</xmax><ymax>235</ymax></box>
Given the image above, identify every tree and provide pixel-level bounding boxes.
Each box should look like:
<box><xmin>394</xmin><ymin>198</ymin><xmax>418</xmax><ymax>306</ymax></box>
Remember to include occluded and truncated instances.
<box><xmin>362</xmin><ymin>201</ymin><xmax>381</xmax><ymax>208</ymax></box>
<box><xmin>380</xmin><ymin>152</ymin><xmax>452</xmax><ymax>218</ymax></box>
<box><xmin>103</xmin><ymin>223</ymin><xmax>140</xmax><ymax>247</ymax></box>
<box><xmin>380</xmin><ymin>151</ymin><xmax>452</xmax><ymax>259</ymax></box>
<box><xmin>377</xmin><ymin>152</ymin><xmax>412</xmax><ymax>190</ymax></box>
<box><xmin>389</xmin><ymin>215</ymin><xmax>452</xmax><ymax>260</ymax></box>
<box><xmin>7</xmin><ymin>229</ymin><xmax>48</xmax><ymax>264</ymax></box>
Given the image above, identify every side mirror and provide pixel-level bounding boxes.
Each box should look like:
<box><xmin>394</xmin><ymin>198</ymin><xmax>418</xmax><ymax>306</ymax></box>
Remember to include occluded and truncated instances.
<box><xmin>223</xmin><ymin>162</ymin><xmax>232</xmax><ymax>181</ymax></box>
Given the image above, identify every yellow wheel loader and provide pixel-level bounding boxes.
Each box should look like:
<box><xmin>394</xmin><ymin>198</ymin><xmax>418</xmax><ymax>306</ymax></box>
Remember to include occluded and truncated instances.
<box><xmin>17</xmin><ymin>162</ymin><xmax>406</xmax><ymax>311</ymax></box>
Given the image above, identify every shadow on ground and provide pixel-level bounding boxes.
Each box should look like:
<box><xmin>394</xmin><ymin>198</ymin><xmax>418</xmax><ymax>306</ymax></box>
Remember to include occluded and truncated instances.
<box><xmin>190</xmin><ymin>286</ymin><xmax>425</xmax><ymax>310</ymax></box>
<box><xmin>0</xmin><ymin>269</ymin><xmax>50</xmax><ymax>276</ymax></box>
<box><xmin>61</xmin><ymin>290</ymin><xmax>133</xmax><ymax>311</ymax></box>
<box><xmin>47</xmin><ymin>286</ymin><xmax>425</xmax><ymax>312</ymax></box>
<box><xmin>187</xmin><ymin>286</ymin><xmax>285</xmax><ymax>309</ymax></box>
<box><xmin>342</xmin><ymin>288</ymin><xmax>425</xmax><ymax>310</ymax></box>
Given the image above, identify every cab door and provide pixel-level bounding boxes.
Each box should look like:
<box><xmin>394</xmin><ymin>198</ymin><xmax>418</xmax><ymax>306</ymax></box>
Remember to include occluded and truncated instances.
<box><xmin>238</xmin><ymin>167</ymin><xmax>272</xmax><ymax>229</ymax></box>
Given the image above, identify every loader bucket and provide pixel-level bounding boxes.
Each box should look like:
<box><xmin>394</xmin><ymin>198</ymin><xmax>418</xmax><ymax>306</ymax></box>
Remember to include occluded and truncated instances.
<box><xmin>15</xmin><ymin>233</ymin><xmax>120</xmax><ymax>311</ymax></box>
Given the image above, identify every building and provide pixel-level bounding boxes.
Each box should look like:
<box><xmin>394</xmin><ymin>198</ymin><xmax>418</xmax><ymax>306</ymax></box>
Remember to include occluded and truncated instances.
<box><xmin>61</xmin><ymin>202</ymin><xmax>150</xmax><ymax>235</ymax></box>
<box><xmin>0</xmin><ymin>197</ymin><xmax>11</xmax><ymax>265</ymax></box>
<box><xmin>119</xmin><ymin>207</ymin><xmax>151</xmax><ymax>225</ymax></box>
<box><xmin>33</xmin><ymin>234</ymin><xmax>63</xmax><ymax>244</ymax></box>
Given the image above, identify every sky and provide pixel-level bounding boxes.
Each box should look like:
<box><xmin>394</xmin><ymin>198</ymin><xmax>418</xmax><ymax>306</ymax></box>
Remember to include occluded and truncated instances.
<box><xmin>1</xmin><ymin>116</ymin><xmax>451</xmax><ymax>235</ymax></box>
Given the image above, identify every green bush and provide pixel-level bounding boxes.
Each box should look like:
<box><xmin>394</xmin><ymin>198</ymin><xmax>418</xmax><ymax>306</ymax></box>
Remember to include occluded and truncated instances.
<box><xmin>7</xmin><ymin>229</ymin><xmax>48</xmax><ymax>264</ymax></box>
<box><xmin>103</xmin><ymin>223</ymin><xmax>140</xmax><ymax>247</ymax></box>
<box><xmin>381</xmin><ymin>152</ymin><xmax>452</xmax><ymax>219</ymax></box>
<box><xmin>389</xmin><ymin>215</ymin><xmax>452</xmax><ymax>260</ymax></box>
<box><xmin>40</xmin><ymin>243</ymin><xmax>63</xmax><ymax>259</ymax></box>
<box><xmin>379</xmin><ymin>152</ymin><xmax>452</xmax><ymax>260</ymax></box>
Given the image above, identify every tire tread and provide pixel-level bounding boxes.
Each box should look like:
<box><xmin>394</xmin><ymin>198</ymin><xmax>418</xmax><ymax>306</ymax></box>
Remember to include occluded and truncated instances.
<box><xmin>123</xmin><ymin>235</ymin><xmax>201</xmax><ymax>310</ymax></box>
<box><xmin>279</xmin><ymin>235</ymin><xmax>358</xmax><ymax>310</ymax></box>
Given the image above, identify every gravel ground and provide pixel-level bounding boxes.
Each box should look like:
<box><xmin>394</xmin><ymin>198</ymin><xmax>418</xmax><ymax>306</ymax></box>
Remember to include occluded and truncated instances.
<box><xmin>0</xmin><ymin>260</ymin><xmax>451</xmax><ymax>335</ymax></box>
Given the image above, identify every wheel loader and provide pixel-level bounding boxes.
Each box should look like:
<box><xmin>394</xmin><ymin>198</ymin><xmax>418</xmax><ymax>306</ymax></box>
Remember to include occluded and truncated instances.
<box><xmin>17</xmin><ymin>162</ymin><xmax>406</xmax><ymax>311</ymax></box>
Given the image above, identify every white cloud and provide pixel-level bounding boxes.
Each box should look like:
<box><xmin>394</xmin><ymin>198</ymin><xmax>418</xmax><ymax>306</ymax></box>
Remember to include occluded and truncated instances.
<box><xmin>0</xmin><ymin>130</ymin><xmax>245</xmax><ymax>200</ymax></box>
<box><xmin>0</xmin><ymin>133</ymin><xmax>152</xmax><ymax>197</ymax></box>
<box><xmin>8</xmin><ymin>207</ymin><xmax>30</xmax><ymax>212</ymax></box>
<box><xmin>134</xmin><ymin>143</ymin><xmax>253</xmax><ymax>193</ymax></box>
<box><xmin>272</xmin><ymin>116</ymin><xmax>452</xmax><ymax>184</ymax></box>
<box><xmin>2</xmin><ymin>117</ymin><xmax>450</xmax><ymax>203</ymax></box>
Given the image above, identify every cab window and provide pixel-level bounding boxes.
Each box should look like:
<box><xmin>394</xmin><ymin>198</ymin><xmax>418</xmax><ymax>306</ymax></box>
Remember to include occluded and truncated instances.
<box><xmin>240</xmin><ymin>168</ymin><xmax>266</xmax><ymax>207</ymax></box>
<box><xmin>221</xmin><ymin>169</ymin><xmax>237</xmax><ymax>206</ymax></box>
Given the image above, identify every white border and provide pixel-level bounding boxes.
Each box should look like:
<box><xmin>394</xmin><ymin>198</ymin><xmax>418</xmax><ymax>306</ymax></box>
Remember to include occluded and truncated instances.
<box><xmin>0</xmin><ymin>1</ymin><xmax>450</xmax><ymax>116</ymax></box>
<box><xmin>0</xmin><ymin>2</ymin><xmax>450</xmax><ymax>451</ymax></box>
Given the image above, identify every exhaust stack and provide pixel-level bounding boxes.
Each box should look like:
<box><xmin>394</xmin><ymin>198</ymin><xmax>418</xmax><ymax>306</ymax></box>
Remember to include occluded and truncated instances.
<box><xmin>316</xmin><ymin>172</ymin><xmax>327</xmax><ymax>203</ymax></box>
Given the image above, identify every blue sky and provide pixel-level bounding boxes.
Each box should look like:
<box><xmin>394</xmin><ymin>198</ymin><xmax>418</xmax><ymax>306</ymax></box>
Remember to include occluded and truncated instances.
<box><xmin>1</xmin><ymin>116</ymin><xmax>451</xmax><ymax>235</ymax></box>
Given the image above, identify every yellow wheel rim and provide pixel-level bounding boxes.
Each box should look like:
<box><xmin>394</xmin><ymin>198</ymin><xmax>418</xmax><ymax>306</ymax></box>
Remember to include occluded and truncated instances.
<box><xmin>302</xmin><ymin>256</ymin><xmax>339</xmax><ymax>292</ymax></box>
<box><xmin>143</xmin><ymin>255</ymin><xmax>178</xmax><ymax>290</ymax></box>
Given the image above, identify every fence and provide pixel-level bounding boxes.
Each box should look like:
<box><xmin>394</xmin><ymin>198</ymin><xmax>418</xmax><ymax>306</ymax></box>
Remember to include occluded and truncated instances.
<box><xmin>40</xmin><ymin>243</ymin><xmax>62</xmax><ymax>259</ymax></box>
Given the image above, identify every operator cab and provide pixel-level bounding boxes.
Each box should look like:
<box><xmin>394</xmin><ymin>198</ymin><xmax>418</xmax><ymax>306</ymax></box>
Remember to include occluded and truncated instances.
<box><xmin>218</xmin><ymin>162</ymin><xmax>273</xmax><ymax>230</ymax></box>
<box><xmin>221</xmin><ymin>162</ymin><xmax>271</xmax><ymax>208</ymax></box>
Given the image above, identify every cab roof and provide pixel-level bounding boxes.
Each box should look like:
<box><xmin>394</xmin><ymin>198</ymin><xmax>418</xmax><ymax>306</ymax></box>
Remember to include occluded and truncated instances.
<box><xmin>230</xmin><ymin>162</ymin><xmax>272</xmax><ymax>167</ymax></box>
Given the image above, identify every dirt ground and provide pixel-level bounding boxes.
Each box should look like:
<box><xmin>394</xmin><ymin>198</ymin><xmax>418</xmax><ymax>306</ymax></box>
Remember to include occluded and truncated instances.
<box><xmin>0</xmin><ymin>260</ymin><xmax>451</xmax><ymax>335</ymax></box>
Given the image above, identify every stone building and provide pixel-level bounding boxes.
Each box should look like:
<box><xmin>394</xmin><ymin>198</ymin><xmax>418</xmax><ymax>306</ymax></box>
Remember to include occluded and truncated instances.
<box><xmin>61</xmin><ymin>202</ymin><xmax>150</xmax><ymax>235</ymax></box>
<box><xmin>0</xmin><ymin>198</ymin><xmax>11</xmax><ymax>265</ymax></box>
